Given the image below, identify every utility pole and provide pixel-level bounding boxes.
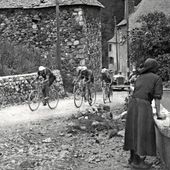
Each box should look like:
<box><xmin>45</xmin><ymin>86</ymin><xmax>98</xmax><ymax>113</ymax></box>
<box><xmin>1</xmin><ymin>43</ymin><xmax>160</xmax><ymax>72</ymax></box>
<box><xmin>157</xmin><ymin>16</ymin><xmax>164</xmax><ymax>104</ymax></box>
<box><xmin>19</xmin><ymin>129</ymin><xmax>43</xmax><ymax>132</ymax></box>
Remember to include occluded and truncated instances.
<box><xmin>125</xmin><ymin>0</ymin><xmax>130</xmax><ymax>77</ymax></box>
<box><xmin>56</xmin><ymin>0</ymin><xmax>61</xmax><ymax>70</ymax></box>
<box><xmin>114</xmin><ymin>16</ymin><xmax>119</xmax><ymax>74</ymax></box>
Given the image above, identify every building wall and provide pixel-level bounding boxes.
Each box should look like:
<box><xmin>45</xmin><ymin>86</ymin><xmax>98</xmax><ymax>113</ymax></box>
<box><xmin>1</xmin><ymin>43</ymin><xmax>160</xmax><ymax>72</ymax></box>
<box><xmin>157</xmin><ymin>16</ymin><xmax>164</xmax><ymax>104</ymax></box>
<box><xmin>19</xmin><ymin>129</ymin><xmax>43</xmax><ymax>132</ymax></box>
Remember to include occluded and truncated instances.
<box><xmin>117</xmin><ymin>26</ymin><xmax>128</xmax><ymax>77</ymax></box>
<box><xmin>0</xmin><ymin>6</ymin><xmax>102</xmax><ymax>91</ymax></box>
<box><xmin>108</xmin><ymin>43</ymin><xmax>117</xmax><ymax>73</ymax></box>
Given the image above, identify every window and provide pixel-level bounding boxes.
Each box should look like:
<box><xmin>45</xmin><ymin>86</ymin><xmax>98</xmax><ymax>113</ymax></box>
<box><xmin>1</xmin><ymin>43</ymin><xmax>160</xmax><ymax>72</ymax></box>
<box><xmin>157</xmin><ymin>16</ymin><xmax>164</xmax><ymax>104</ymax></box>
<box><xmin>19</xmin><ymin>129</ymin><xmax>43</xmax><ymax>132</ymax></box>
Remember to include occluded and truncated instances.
<box><xmin>109</xmin><ymin>57</ymin><xmax>114</xmax><ymax>65</ymax></box>
<box><xmin>109</xmin><ymin>44</ymin><xmax>112</xmax><ymax>52</ymax></box>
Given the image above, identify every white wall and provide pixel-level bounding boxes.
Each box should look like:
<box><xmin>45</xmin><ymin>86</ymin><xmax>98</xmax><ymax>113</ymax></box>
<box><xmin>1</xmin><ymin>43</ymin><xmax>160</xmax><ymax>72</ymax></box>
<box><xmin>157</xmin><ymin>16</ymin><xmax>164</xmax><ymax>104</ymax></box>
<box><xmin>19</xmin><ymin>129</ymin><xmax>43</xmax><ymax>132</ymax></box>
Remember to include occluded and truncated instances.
<box><xmin>108</xmin><ymin>43</ymin><xmax>117</xmax><ymax>73</ymax></box>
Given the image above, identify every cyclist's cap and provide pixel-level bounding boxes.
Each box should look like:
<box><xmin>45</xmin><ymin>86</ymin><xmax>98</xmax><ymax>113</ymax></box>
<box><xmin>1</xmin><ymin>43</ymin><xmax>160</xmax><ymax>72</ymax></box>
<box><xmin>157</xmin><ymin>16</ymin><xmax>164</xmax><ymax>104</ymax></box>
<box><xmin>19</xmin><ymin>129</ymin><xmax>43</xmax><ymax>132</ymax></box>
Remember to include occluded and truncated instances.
<box><xmin>101</xmin><ymin>68</ymin><xmax>107</xmax><ymax>73</ymax></box>
<box><xmin>38</xmin><ymin>66</ymin><xmax>46</xmax><ymax>71</ymax></box>
<box><xmin>77</xmin><ymin>66</ymin><xmax>82</xmax><ymax>72</ymax></box>
<box><xmin>81</xmin><ymin>66</ymin><xmax>87</xmax><ymax>71</ymax></box>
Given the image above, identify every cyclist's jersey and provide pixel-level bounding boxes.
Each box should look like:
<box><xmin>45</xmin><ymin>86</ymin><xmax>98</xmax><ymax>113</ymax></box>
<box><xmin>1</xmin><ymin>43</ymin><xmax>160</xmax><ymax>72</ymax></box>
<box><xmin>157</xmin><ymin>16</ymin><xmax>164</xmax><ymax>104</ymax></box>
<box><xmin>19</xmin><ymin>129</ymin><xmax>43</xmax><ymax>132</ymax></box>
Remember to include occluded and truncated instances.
<box><xmin>78</xmin><ymin>69</ymin><xmax>94</xmax><ymax>83</ymax></box>
<box><xmin>101</xmin><ymin>72</ymin><xmax>112</xmax><ymax>83</ymax></box>
<box><xmin>37</xmin><ymin>68</ymin><xmax>56</xmax><ymax>81</ymax></box>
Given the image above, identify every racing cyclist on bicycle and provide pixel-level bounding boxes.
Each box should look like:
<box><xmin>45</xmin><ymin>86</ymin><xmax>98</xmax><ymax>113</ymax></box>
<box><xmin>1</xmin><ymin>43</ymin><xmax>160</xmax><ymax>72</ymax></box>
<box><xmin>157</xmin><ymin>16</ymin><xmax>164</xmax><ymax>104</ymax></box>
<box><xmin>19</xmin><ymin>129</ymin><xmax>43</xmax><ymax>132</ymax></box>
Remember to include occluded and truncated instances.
<box><xmin>33</xmin><ymin>66</ymin><xmax>56</xmax><ymax>105</ymax></box>
<box><xmin>100</xmin><ymin>68</ymin><xmax>113</xmax><ymax>94</ymax></box>
<box><xmin>76</xmin><ymin>66</ymin><xmax>94</xmax><ymax>102</ymax></box>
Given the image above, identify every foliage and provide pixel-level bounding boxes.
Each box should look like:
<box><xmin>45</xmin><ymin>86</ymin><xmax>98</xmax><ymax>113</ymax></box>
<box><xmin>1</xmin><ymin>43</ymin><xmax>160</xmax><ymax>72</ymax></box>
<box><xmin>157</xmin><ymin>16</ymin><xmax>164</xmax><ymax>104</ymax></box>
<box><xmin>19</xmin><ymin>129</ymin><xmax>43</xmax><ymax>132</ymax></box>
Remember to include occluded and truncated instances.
<box><xmin>156</xmin><ymin>54</ymin><xmax>170</xmax><ymax>81</ymax></box>
<box><xmin>0</xmin><ymin>41</ymin><xmax>58</xmax><ymax>76</ymax></box>
<box><xmin>129</xmin><ymin>12</ymin><xmax>170</xmax><ymax>80</ymax></box>
<box><xmin>0</xmin><ymin>41</ymin><xmax>39</xmax><ymax>76</ymax></box>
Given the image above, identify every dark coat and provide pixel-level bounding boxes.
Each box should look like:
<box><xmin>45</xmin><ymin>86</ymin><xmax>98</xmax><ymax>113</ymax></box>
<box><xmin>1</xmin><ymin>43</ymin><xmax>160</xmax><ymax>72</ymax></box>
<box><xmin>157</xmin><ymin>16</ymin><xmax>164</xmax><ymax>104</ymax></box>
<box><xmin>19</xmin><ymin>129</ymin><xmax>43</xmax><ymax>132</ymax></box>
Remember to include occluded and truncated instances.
<box><xmin>124</xmin><ymin>58</ymin><xmax>163</xmax><ymax>156</ymax></box>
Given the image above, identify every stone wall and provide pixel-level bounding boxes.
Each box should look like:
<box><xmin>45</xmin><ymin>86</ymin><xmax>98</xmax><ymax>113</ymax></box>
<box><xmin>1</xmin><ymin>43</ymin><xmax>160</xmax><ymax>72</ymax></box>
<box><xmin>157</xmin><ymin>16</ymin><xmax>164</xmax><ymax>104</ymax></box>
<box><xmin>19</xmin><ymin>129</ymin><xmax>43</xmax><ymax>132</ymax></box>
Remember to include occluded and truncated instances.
<box><xmin>0</xmin><ymin>5</ymin><xmax>102</xmax><ymax>91</ymax></box>
<box><xmin>0</xmin><ymin>70</ymin><xmax>65</xmax><ymax>106</ymax></box>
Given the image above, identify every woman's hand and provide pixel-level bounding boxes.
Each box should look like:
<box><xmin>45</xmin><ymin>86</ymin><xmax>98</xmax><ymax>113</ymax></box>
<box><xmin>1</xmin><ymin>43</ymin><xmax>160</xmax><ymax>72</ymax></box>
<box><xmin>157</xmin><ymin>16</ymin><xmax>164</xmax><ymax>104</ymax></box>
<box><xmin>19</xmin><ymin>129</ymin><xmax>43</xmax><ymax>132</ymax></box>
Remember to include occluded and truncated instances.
<box><xmin>156</xmin><ymin>113</ymin><xmax>166</xmax><ymax>120</ymax></box>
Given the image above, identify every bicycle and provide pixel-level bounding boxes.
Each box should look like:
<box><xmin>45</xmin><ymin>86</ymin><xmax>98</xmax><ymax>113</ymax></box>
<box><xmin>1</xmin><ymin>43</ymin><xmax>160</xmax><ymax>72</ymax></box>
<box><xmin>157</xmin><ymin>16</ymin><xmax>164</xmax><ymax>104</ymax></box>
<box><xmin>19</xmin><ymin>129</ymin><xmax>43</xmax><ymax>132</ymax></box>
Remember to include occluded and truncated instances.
<box><xmin>28</xmin><ymin>80</ymin><xmax>59</xmax><ymax>111</ymax></box>
<box><xmin>73</xmin><ymin>79</ymin><xmax>96</xmax><ymax>108</ymax></box>
<box><xmin>102</xmin><ymin>81</ymin><xmax>112</xmax><ymax>103</ymax></box>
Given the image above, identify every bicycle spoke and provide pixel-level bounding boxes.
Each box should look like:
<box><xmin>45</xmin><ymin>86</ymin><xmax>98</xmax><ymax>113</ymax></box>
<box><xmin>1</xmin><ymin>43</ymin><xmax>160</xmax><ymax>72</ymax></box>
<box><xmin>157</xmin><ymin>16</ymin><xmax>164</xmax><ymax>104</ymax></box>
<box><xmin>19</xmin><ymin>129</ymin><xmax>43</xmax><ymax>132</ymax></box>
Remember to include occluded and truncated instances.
<box><xmin>28</xmin><ymin>90</ymin><xmax>40</xmax><ymax>111</ymax></box>
<box><xmin>74</xmin><ymin>87</ymin><xmax>83</xmax><ymax>108</ymax></box>
<box><xmin>47</xmin><ymin>87</ymin><xmax>59</xmax><ymax>109</ymax></box>
<box><xmin>89</xmin><ymin>84</ymin><xmax>96</xmax><ymax>105</ymax></box>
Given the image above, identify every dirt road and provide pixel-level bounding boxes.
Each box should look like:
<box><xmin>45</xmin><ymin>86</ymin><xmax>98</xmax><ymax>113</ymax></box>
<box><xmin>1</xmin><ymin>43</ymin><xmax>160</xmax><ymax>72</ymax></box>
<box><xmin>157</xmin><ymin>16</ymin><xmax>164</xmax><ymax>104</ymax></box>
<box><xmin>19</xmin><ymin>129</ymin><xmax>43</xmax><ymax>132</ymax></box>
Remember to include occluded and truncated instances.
<box><xmin>0</xmin><ymin>91</ymin><xmax>128</xmax><ymax>126</ymax></box>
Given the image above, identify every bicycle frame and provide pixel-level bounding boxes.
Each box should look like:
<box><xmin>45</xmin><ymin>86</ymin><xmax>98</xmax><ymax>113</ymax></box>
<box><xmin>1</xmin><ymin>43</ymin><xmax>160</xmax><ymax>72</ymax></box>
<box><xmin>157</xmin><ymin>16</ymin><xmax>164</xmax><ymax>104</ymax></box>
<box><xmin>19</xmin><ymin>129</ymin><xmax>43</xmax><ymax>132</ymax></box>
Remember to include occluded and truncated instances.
<box><xmin>33</xmin><ymin>81</ymin><xmax>43</xmax><ymax>96</ymax></box>
<box><xmin>74</xmin><ymin>78</ymin><xmax>96</xmax><ymax>108</ymax></box>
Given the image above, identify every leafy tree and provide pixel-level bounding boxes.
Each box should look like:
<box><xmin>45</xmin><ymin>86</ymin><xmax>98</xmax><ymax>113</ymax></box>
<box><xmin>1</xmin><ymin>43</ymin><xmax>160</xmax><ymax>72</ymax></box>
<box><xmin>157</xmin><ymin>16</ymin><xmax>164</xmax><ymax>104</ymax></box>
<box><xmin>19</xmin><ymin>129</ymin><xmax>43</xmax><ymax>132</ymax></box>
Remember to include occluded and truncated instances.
<box><xmin>0</xmin><ymin>41</ymin><xmax>42</xmax><ymax>76</ymax></box>
<box><xmin>156</xmin><ymin>54</ymin><xmax>170</xmax><ymax>81</ymax></box>
<box><xmin>129</xmin><ymin>12</ymin><xmax>170</xmax><ymax>80</ymax></box>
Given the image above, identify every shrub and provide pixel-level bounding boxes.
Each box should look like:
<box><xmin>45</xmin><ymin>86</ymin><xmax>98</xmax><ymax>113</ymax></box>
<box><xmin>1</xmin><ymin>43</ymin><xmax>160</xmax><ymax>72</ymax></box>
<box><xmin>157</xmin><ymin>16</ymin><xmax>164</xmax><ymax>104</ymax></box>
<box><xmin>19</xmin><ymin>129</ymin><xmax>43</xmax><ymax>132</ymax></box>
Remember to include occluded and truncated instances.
<box><xmin>130</xmin><ymin>12</ymin><xmax>170</xmax><ymax>80</ymax></box>
<box><xmin>0</xmin><ymin>40</ymin><xmax>57</xmax><ymax>76</ymax></box>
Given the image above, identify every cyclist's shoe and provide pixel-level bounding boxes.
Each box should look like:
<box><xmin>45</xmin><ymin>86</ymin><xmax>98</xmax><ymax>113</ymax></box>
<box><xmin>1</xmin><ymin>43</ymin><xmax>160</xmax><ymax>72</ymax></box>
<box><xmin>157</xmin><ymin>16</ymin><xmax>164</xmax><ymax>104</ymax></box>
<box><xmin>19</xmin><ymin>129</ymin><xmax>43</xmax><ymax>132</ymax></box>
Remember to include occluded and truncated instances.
<box><xmin>43</xmin><ymin>97</ymin><xmax>49</xmax><ymax>106</ymax></box>
<box><xmin>89</xmin><ymin>98</ymin><xmax>92</xmax><ymax>104</ymax></box>
<box><xmin>43</xmin><ymin>100</ymin><xmax>47</xmax><ymax>106</ymax></box>
<box><xmin>82</xmin><ymin>92</ymin><xmax>85</xmax><ymax>97</ymax></box>
<box><xmin>44</xmin><ymin>97</ymin><xmax>49</xmax><ymax>100</ymax></box>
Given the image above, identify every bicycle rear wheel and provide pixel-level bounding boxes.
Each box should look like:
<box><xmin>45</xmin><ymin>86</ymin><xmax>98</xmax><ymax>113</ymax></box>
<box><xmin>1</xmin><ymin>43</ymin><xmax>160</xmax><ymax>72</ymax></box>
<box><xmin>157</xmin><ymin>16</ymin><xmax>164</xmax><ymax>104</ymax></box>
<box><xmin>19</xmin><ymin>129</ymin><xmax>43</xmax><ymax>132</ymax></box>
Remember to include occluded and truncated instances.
<box><xmin>28</xmin><ymin>90</ymin><xmax>40</xmax><ymax>111</ymax></box>
<box><xmin>108</xmin><ymin>86</ymin><xmax>112</xmax><ymax>103</ymax></box>
<box><xmin>88</xmin><ymin>84</ymin><xmax>96</xmax><ymax>106</ymax></box>
<box><xmin>74</xmin><ymin>86</ymin><xmax>83</xmax><ymax>108</ymax></box>
<box><xmin>47</xmin><ymin>86</ymin><xmax>59</xmax><ymax>110</ymax></box>
<box><xmin>102</xmin><ymin>87</ymin><xmax>107</xmax><ymax>104</ymax></box>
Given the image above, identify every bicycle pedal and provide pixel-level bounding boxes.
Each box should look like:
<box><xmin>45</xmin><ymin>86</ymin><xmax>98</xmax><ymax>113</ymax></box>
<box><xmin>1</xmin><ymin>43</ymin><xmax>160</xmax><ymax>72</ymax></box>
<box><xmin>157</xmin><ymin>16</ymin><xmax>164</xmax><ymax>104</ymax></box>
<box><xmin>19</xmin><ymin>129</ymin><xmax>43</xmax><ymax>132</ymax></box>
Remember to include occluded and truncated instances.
<box><xmin>43</xmin><ymin>101</ymin><xmax>47</xmax><ymax>106</ymax></box>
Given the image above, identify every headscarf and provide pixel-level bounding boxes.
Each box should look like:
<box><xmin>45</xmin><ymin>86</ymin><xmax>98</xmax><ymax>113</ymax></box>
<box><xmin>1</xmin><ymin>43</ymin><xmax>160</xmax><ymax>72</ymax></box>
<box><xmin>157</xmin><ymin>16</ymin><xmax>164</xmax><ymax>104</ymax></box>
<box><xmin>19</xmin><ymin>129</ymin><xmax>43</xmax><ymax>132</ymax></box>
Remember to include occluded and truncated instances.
<box><xmin>139</xmin><ymin>58</ymin><xmax>159</xmax><ymax>74</ymax></box>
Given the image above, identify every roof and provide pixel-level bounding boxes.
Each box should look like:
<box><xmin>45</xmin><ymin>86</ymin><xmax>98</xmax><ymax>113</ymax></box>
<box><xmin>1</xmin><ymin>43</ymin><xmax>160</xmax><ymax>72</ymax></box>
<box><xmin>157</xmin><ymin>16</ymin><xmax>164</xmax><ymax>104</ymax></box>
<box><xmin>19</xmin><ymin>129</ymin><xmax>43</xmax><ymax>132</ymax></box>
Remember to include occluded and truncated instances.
<box><xmin>129</xmin><ymin>0</ymin><xmax>170</xmax><ymax>29</ymax></box>
<box><xmin>108</xmin><ymin>36</ymin><xmax>116</xmax><ymax>43</ymax></box>
<box><xmin>117</xmin><ymin>19</ymin><xmax>127</xmax><ymax>27</ymax></box>
<box><xmin>0</xmin><ymin>0</ymin><xmax>104</xmax><ymax>9</ymax></box>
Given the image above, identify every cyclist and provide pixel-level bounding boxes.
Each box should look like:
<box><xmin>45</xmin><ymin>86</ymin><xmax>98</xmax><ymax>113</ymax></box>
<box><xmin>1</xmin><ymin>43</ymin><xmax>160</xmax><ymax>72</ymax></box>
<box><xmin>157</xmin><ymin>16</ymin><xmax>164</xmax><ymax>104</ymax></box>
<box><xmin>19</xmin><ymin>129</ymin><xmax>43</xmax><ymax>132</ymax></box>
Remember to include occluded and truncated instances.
<box><xmin>33</xmin><ymin>66</ymin><xmax>56</xmax><ymax>105</ymax></box>
<box><xmin>76</xmin><ymin>66</ymin><xmax>94</xmax><ymax>102</ymax></box>
<box><xmin>100</xmin><ymin>68</ymin><xmax>112</xmax><ymax>91</ymax></box>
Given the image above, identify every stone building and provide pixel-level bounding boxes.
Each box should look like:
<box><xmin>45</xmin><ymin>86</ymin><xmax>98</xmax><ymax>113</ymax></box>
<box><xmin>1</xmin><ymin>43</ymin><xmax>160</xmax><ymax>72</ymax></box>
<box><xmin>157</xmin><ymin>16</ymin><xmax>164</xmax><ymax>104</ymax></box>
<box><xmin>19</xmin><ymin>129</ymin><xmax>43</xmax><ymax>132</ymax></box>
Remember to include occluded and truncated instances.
<box><xmin>0</xmin><ymin>0</ymin><xmax>104</xmax><ymax>90</ymax></box>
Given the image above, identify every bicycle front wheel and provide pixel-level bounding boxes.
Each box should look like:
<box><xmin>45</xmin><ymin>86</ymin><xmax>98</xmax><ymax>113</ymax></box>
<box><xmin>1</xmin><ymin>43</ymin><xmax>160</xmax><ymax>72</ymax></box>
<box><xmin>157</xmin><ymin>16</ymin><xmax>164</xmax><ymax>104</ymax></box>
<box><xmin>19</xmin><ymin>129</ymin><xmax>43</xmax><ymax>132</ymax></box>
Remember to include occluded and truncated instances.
<box><xmin>108</xmin><ymin>86</ymin><xmax>112</xmax><ymax>103</ymax></box>
<box><xmin>88</xmin><ymin>84</ymin><xmax>96</xmax><ymax>106</ymax></box>
<box><xmin>28</xmin><ymin>90</ymin><xmax>40</xmax><ymax>111</ymax></box>
<box><xmin>47</xmin><ymin>86</ymin><xmax>59</xmax><ymax>110</ymax></box>
<box><xmin>74</xmin><ymin>86</ymin><xmax>83</xmax><ymax>108</ymax></box>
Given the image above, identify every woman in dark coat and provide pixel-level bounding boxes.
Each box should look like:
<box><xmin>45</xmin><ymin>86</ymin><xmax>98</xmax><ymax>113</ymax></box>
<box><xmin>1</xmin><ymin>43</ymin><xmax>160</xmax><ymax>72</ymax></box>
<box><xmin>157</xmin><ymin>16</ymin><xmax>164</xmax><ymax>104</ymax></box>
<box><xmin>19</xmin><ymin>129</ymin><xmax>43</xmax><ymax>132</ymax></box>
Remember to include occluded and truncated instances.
<box><xmin>124</xmin><ymin>58</ymin><xmax>166</xmax><ymax>169</ymax></box>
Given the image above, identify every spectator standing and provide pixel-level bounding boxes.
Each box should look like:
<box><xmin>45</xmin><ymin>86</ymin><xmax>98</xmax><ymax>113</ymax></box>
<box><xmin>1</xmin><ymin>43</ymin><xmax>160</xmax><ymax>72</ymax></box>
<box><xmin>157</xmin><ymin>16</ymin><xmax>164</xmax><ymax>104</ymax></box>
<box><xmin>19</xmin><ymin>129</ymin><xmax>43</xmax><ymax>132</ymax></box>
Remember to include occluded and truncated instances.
<box><xmin>124</xmin><ymin>58</ymin><xmax>166</xmax><ymax>169</ymax></box>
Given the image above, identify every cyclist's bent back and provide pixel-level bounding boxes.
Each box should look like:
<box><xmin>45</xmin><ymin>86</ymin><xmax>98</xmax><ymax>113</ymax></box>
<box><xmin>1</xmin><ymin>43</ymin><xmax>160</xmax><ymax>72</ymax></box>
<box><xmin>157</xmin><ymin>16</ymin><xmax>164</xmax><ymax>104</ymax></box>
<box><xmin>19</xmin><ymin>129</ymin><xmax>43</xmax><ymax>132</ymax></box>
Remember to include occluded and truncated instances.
<box><xmin>76</xmin><ymin>66</ymin><xmax>94</xmax><ymax>101</ymax></box>
<box><xmin>100</xmin><ymin>68</ymin><xmax>112</xmax><ymax>86</ymax></box>
<box><xmin>34</xmin><ymin>66</ymin><xmax>56</xmax><ymax>105</ymax></box>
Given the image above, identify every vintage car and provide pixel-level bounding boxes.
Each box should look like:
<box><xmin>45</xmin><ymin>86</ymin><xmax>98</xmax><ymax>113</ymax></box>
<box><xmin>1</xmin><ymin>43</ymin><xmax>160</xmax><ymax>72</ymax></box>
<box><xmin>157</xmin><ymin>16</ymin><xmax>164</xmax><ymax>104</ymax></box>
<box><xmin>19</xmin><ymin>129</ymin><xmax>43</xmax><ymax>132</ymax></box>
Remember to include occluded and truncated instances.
<box><xmin>111</xmin><ymin>74</ymin><xmax>130</xmax><ymax>90</ymax></box>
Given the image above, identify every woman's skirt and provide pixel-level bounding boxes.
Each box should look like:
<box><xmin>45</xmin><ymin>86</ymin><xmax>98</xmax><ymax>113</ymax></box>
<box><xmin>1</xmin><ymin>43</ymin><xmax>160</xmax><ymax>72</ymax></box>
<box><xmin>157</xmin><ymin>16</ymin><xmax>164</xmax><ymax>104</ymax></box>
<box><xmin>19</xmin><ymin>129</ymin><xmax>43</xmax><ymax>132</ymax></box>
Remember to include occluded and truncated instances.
<box><xmin>124</xmin><ymin>97</ymin><xmax>156</xmax><ymax>156</ymax></box>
